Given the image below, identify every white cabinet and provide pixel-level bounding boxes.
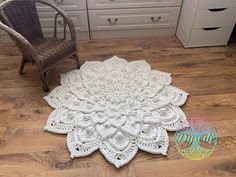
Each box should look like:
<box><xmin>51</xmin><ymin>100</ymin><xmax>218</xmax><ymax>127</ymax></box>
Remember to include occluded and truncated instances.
<box><xmin>176</xmin><ymin>0</ymin><xmax>236</xmax><ymax>48</ymax></box>
<box><xmin>88</xmin><ymin>0</ymin><xmax>183</xmax><ymax>39</ymax></box>
<box><xmin>0</xmin><ymin>0</ymin><xmax>184</xmax><ymax>42</ymax></box>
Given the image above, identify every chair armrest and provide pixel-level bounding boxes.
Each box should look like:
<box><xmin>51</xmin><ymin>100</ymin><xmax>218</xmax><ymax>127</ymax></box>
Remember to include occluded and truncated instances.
<box><xmin>35</xmin><ymin>0</ymin><xmax>76</xmax><ymax>42</ymax></box>
<box><xmin>0</xmin><ymin>21</ymin><xmax>39</xmax><ymax>63</ymax></box>
<box><xmin>54</xmin><ymin>12</ymin><xmax>67</xmax><ymax>39</ymax></box>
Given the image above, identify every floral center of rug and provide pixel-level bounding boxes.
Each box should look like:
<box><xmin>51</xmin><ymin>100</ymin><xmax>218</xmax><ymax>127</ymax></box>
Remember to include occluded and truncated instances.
<box><xmin>44</xmin><ymin>56</ymin><xmax>189</xmax><ymax>168</ymax></box>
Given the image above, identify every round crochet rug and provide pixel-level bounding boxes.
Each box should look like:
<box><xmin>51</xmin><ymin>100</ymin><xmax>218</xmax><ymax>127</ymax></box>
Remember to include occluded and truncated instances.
<box><xmin>44</xmin><ymin>56</ymin><xmax>189</xmax><ymax>168</ymax></box>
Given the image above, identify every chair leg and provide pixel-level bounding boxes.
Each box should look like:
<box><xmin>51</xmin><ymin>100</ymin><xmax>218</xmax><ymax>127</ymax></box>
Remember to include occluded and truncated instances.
<box><xmin>19</xmin><ymin>57</ymin><xmax>26</xmax><ymax>75</ymax></box>
<box><xmin>73</xmin><ymin>53</ymin><xmax>80</xmax><ymax>69</ymax></box>
<box><xmin>40</xmin><ymin>71</ymin><xmax>49</xmax><ymax>92</ymax></box>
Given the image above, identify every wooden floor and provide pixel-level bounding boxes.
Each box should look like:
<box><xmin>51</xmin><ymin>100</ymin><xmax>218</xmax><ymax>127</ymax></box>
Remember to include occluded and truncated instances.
<box><xmin>0</xmin><ymin>36</ymin><xmax>236</xmax><ymax>177</ymax></box>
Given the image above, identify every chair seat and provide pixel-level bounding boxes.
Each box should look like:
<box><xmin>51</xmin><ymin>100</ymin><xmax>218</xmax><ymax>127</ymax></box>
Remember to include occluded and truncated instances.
<box><xmin>33</xmin><ymin>38</ymin><xmax>76</xmax><ymax>69</ymax></box>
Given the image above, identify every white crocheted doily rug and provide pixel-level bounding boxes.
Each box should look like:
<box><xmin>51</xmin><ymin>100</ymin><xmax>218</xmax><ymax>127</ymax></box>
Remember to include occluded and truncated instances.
<box><xmin>44</xmin><ymin>56</ymin><xmax>189</xmax><ymax>168</ymax></box>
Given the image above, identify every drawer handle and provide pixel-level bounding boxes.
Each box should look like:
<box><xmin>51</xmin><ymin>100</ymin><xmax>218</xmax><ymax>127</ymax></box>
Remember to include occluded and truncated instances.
<box><xmin>107</xmin><ymin>18</ymin><xmax>118</xmax><ymax>25</ymax></box>
<box><xmin>54</xmin><ymin>0</ymin><xmax>64</xmax><ymax>4</ymax></box>
<box><xmin>203</xmin><ymin>27</ymin><xmax>220</xmax><ymax>31</ymax></box>
<box><xmin>208</xmin><ymin>8</ymin><xmax>227</xmax><ymax>12</ymax></box>
<box><xmin>150</xmin><ymin>16</ymin><xmax>161</xmax><ymax>22</ymax></box>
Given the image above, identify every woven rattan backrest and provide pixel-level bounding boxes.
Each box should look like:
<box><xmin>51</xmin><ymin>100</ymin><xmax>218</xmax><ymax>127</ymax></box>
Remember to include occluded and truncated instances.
<box><xmin>0</xmin><ymin>0</ymin><xmax>44</xmax><ymax>42</ymax></box>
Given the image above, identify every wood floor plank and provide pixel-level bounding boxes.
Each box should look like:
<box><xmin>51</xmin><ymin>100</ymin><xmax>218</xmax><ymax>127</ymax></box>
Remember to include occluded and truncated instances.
<box><xmin>0</xmin><ymin>136</ymin><xmax>235</xmax><ymax>177</ymax></box>
<box><xmin>0</xmin><ymin>96</ymin><xmax>235</xmax><ymax>140</ymax></box>
<box><xmin>0</xmin><ymin>136</ymin><xmax>235</xmax><ymax>173</ymax></box>
<box><xmin>133</xmin><ymin>154</ymin><xmax>236</xmax><ymax>177</ymax></box>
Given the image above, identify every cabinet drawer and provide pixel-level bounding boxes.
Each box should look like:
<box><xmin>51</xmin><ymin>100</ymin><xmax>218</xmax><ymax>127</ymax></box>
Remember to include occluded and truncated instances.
<box><xmin>38</xmin><ymin>11</ymin><xmax>89</xmax><ymax>31</ymax></box>
<box><xmin>89</xmin><ymin>7</ymin><xmax>180</xmax><ymax>31</ymax></box>
<box><xmin>36</xmin><ymin>0</ymin><xmax>86</xmax><ymax>11</ymax></box>
<box><xmin>198</xmin><ymin>0</ymin><xmax>236</xmax><ymax>9</ymax></box>
<box><xmin>193</xmin><ymin>8</ymin><xmax>236</xmax><ymax>28</ymax></box>
<box><xmin>88</xmin><ymin>0</ymin><xmax>182</xmax><ymax>9</ymax></box>
<box><xmin>188</xmin><ymin>27</ymin><xmax>233</xmax><ymax>47</ymax></box>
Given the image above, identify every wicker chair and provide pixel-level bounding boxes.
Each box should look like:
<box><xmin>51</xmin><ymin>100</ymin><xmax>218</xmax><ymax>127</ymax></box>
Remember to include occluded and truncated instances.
<box><xmin>0</xmin><ymin>0</ymin><xmax>80</xmax><ymax>92</ymax></box>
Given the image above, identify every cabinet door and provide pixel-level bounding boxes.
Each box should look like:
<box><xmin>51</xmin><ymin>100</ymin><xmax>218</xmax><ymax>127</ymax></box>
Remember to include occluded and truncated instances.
<box><xmin>36</xmin><ymin>0</ymin><xmax>87</xmax><ymax>11</ymax></box>
<box><xmin>88</xmin><ymin>0</ymin><xmax>182</xmax><ymax>9</ymax></box>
